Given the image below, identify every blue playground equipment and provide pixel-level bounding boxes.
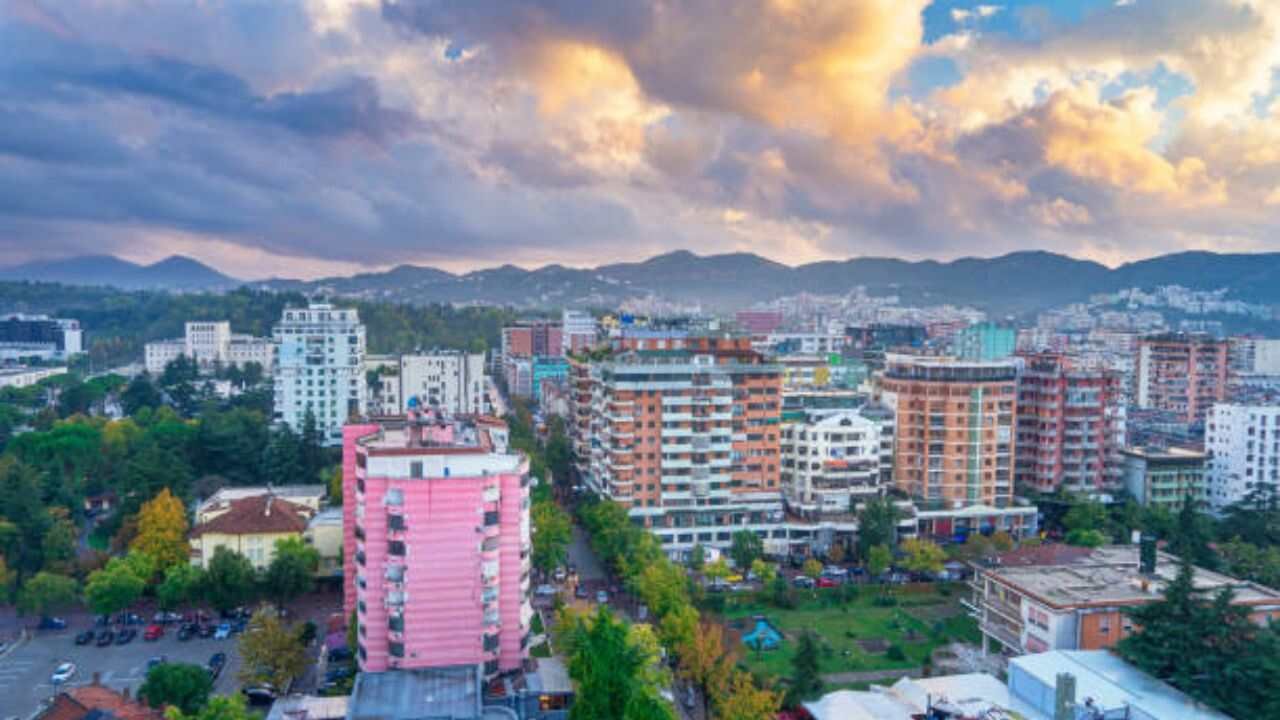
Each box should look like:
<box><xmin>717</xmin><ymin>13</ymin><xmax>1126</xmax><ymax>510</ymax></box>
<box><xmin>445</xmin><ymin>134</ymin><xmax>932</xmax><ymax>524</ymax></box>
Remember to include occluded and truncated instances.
<box><xmin>741</xmin><ymin>616</ymin><xmax>782</xmax><ymax>651</ymax></box>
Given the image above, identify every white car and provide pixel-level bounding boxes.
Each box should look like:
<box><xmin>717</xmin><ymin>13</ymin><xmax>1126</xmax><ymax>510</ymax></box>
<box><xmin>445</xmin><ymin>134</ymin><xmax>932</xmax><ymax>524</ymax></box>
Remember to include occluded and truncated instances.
<box><xmin>534</xmin><ymin>584</ymin><xmax>558</xmax><ymax>597</ymax></box>
<box><xmin>51</xmin><ymin>662</ymin><xmax>76</xmax><ymax>684</ymax></box>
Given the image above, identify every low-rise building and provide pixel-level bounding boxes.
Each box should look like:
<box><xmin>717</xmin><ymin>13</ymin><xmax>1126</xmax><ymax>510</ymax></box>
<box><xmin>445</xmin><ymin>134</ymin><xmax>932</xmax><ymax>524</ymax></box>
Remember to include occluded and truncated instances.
<box><xmin>306</xmin><ymin>507</ymin><xmax>344</xmax><ymax>581</ymax></box>
<box><xmin>1121</xmin><ymin>446</ymin><xmax>1206</xmax><ymax>510</ymax></box>
<box><xmin>195</xmin><ymin>485</ymin><xmax>327</xmax><ymax>524</ymax></box>
<box><xmin>38</xmin><ymin>683</ymin><xmax>161</xmax><ymax>720</ymax></box>
<box><xmin>144</xmin><ymin>321</ymin><xmax>275</xmax><ymax>375</ymax></box>
<box><xmin>189</xmin><ymin>493</ymin><xmax>314</xmax><ymax>569</ymax></box>
<box><xmin>966</xmin><ymin>545</ymin><xmax>1280</xmax><ymax>656</ymax></box>
<box><xmin>0</xmin><ymin>365</ymin><xmax>66</xmax><ymax>388</ymax></box>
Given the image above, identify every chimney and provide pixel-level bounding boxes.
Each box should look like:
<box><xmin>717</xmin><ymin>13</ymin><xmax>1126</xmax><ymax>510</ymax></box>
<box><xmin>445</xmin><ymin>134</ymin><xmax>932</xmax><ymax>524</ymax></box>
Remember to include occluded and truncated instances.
<box><xmin>91</xmin><ymin>671</ymin><xmax>101</xmax><ymax>686</ymax></box>
<box><xmin>1054</xmin><ymin>672</ymin><xmax>1076</xmax><ymax>720</ymax></box>
<box><xmin>121</xmin><ymin>686</ymin><xmax>131</xmax><ymax>700</ymax></box>
<box><xmin>265</xmin><ymin>496</ymin><xmax>273</xmax><ymax>517</ymax></box>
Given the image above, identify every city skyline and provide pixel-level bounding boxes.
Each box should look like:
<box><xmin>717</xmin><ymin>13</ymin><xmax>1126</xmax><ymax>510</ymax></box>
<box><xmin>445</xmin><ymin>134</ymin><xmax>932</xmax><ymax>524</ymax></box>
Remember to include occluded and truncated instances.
<box><xmin>2</xmin><ymin>0</ymin><xmax>1278</xmax><ymax>279</ymax></box>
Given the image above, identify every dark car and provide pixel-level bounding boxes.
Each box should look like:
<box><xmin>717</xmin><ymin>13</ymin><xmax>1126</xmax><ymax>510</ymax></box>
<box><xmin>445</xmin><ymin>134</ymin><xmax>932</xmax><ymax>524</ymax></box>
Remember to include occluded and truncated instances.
<box><xmin>574</xmin><ymin>585</ymin><xmax>589</xmax><ymax>599</ymax></box>
<box><xmin>327</xmin><ymin>647</ymin><xmax>353</xmax><ymax>663</ymax></box>
<box><xmin>198</xmin><ymin>624</ymin><xmax>216</xmax><ymax>639</ymax></box>
<box><xmin>116</xmin><ymin>628</ymin><xmax>136</xmax><ymax>645</ymax></box>
<box><xmin>96</xmin><ymin>630</ymin><xmax>115</xmax><ymax>646</ymax></box>
<box><xmin>207</xmin><ymin>652</ymin><xmax>227</xmax><ymax>679</ymax></box>
<box><xmin>242</xmin><ymin>685</ymin><xmax>277</xmax><ymax>706</ymax></box>
<box><xmin>177</xmin><ymin>625</ymin><xmax>195</xmax><ymax>642</ymax></box>
<box><xmin>147</xmin><ymin>656</ymin><xmax>167</xmax><ymax>671</ymax></box>
<box><xmin>37</xmin><ymin>617</ymin><xmax>67</xmax><ymax>630</ymax></box>
<box><xmin>74</xmin><ymin>631</ymin><xmax>94</xmax><ymax>646</ymax></box>
<box><xmin>325</xmin><ymin>665</ymin><xmax>354</xmax><ymax>683</ymax></box>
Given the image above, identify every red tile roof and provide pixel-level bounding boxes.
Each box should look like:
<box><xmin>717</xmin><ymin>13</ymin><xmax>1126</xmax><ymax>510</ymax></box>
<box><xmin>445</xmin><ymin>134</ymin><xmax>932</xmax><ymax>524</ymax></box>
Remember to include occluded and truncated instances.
<box><xmin>39</xmin><ymin>685</ymin><xmax>162</xmax><ymax>720</ymax></box>
<box><xmin>190</xmin><ymin>493</ymin><xmax>311</xmax><ymax>538</ymax></box>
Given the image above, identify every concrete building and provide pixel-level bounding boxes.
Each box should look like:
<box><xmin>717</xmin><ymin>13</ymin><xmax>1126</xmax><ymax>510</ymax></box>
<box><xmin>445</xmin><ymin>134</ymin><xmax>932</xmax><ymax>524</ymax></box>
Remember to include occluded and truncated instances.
<box><xmin>570</xmin><ymin>335</ymin><xmax>784</xmax><ymax>558</ymax></box>
<box><xmin>560</xmin><ymin>310</ymin><xmax>595</xmax><ymax>354</ymax></box>
<box><xmin>775</xmin><ymin>353</ymin><xmax>866</xmax><ymax>390</ymax></box>
<box><xmin>306</xmin><ymin>507</ymin><xmax>344</xmax><ymax>581</ymax></box>
<box><xmin>195</xmin><ymin>485</ymin><xmax>327</xmax><ymax>523</ymax></box>
<box><xmin>189</xmin><ymin>494</ymin><xmax>314</xmax><ymax>570</ymax></box>
<box><xmin>734</xmin><ymin>309</ymin><xmax>784</xmax><ymax>335</ymax></box>
<box><xmin>967</xmin><ymin>545</ymin><xmax>1280</xmax><ymax>656</ymax></box>
<box><xmin>0</xmin><ymin>313</ymin><xmax>82</xmax><ymax>360</ymax></box>
<box><xmin>503</xmin><ymin>356</ymin><xmax>533</xmax><ymax>399</ymax></box>
<box><xmin>0</xmin><ymin>365</ymin><xmax>66</xmax><ymax>388</ymax></box>
<box><xmin>273</xmin><ymin>303</ymin><xmax>366</xmax><ymax>444</ymax></box>
<box><xmin>1121</xmin><ymin>446</ymin><xmax>1206</xmax><ymax>510</ymax></box>
<box><xmin>954</xmin><ymin>322</ymin><xmax>1016</xmax><ymax>361</ymax></box>
<box><xmin>530</xmin><ymin>357</ymin><xmax>569</xmax><ymax>402</ymax></box>
<box><xmin>1136</xmin><ymin>333</ymin><xmax>1229</xmax><ymax>424</ymax></box>
<box><xmin>343</xmin><ymin>412</ymin><xmax>531</xmax><ymax>677</ymax></box>
<box><xmin>397</xmin><ymin>351</ymin><xmax>487</xmax><ymax>415</ymax></box>
<box><xmin>877</xmin><ymin>354</ymin><xmax>1018</xmax><ymax>510</ymax></box>
<box><xmin>1229</xmin><ymin>336</ymin><xmax>1280</xmax><ymax>375</ymax></box>
<box><xmin>1206</xmin><ymin>402</ymin><xmax>1280</xmax><ymax>510</ymax></box>
<box><xmin>780</xmin><ymin>406</ymin><xmax>893</xmax><ymax>519</ymax></box>
<box><xmin>1015</xmin><ymin>353</ymin><xmax>1125</xmax><ymax>494</ymax></box>
<box><xmin>364</xmin><ymin>355</ymin><xmax>402</xmax><ymax>415</ymax></box>
<box><xmin>144</xmin><ymin>321</ymin><xmax>274</xmax><ymax>375</ymax></box>
<box><xmin>502</xmin><ymin>321</ymin><xmax>562</xmax><ymax>363</ymax></box>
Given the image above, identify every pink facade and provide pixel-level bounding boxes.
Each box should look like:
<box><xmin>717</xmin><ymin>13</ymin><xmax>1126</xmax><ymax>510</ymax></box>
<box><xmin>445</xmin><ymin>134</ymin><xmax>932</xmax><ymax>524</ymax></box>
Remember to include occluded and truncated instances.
<box><xmin>343</xmin><ymin>413</ymin><xmax>531</xmax><ymax>677</ymax></box>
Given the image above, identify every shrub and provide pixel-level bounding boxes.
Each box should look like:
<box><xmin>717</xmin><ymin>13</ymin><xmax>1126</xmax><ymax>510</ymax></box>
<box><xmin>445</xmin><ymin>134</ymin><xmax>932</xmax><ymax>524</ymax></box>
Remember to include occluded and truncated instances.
<box><xmin>886</xmin><ymin>644</ymin><xmax>906</xmax><ymax>661</ymax></box>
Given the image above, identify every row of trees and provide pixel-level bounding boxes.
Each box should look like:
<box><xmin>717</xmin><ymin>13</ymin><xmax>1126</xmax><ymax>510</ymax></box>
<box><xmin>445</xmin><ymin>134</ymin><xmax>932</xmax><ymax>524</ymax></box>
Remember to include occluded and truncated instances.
<box><xmin>577</xmin><ymin>497</ymin><xmax>782</xmax><ymax>718</ymax></box>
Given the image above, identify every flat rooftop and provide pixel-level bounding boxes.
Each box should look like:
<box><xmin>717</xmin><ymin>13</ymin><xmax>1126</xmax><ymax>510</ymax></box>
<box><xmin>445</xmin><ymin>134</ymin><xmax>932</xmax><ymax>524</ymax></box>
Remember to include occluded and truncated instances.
<box><xmin>349</xmin><ymin>666</ymin><xmax>482</xmax><ymax>720</ymax></box>
<box><xmin>357</xmin><ymin>411</ymin><xmax>506</xmax><ymax>455</ymax></box>
<box><xmin>984</xmin><ymin>545</ymin><xmax>1280</xmax><ymax>609</ymax></box>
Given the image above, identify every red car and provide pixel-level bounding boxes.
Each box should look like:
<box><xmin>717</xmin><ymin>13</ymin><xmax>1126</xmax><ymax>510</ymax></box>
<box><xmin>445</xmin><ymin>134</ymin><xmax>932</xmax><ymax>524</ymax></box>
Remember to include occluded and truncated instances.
<box><xmin>144</xmin><ymin>624</ymin><xmax>164</xmax><ymax>641</ymax></box>
<box><xmin>816</xmin><ymin>577</ymin><xmax>838</xmax><ymax>588</ymax></box>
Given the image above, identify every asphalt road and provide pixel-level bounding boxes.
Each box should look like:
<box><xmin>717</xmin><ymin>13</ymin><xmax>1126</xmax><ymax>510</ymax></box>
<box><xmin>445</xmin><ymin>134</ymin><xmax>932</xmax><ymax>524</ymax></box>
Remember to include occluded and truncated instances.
<box><xmin>567</xmin><ymin>525</ymin><xmax>606</xmax><ymax>583</ymax></box>
<box><xmin>1</xmin><ymin>624</ymin><xmax>242</xmax><ymax>718</ymax></box>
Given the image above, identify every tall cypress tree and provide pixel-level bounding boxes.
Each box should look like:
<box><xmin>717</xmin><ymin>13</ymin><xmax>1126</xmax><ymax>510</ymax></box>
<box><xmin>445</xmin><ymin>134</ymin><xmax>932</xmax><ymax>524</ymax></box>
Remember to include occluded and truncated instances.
<box><xmin>787</xmin><ymin>631</ymin><xmax>823</xmax><ymax>707</ymax></box>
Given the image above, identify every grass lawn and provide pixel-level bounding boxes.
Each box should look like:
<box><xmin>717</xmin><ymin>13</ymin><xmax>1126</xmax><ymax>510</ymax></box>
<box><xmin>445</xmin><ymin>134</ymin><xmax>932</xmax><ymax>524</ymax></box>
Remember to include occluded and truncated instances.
<box><xmin>718</xmin><ymin>584</ymin><xmax>978</xmax><ymax>679</ymax></box>
<box><xmin>531</xmin><ymin>611</ymin><xmax>545</xmax><ymax>635</ymax></box>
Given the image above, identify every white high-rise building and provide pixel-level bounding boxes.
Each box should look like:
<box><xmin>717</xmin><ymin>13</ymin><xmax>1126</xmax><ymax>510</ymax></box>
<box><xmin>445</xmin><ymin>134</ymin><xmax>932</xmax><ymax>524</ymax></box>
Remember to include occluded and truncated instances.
<box><xmin>1205</xmin><ymin>402</ymin><xmax>1280</xmax><ymax>510</ymax></box>
<box><xmin>561</xmin><ymin>310</ymin><xmax>596</xmax><ymax>354</ymax></box>
<box><xmin>780</xmin><ymin>406</ymin><xmax>894</xmax><ymax>519</ymax></box>
<box><xmin>397</xmin><ymin>351</ymin><xmax>487</xmax><ymax>415</ymax></box>
<box><xmin>273</xmin><ymin>303</ymin><xmax>366</xmax><ymax>444</ymax></box>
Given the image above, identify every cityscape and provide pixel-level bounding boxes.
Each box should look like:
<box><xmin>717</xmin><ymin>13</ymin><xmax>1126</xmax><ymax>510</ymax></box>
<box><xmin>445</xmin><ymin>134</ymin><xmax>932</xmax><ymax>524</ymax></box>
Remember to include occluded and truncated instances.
<box><xmin>2</xmin><ymin>2</ymin><xmax>1280</xmax><ymax>720</ymax></box>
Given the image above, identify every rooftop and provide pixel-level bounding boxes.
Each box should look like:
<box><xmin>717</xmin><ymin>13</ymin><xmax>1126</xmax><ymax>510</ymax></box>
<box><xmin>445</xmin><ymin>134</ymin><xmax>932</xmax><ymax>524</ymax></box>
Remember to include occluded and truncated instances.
<box><xmin>802</xmin><ymin>673</ymin><xmax>1016</xmax><ymax>720</ymax></box>
<box><xmin>1120</xmin><ymin>445</ymin><xmax>1207</xmax><ymax>461</ymax></box>
<box><xmin>349</xmin><ymin>666</ymin><xmax>482</xmax><ymax>720</ymax></box>
<box><xmin>190</xmin><ymin>494</ymin><xmax>312</xmax><ymax>538</ymax></box>
<box><xmin>38</xmin><ymin>685</ymin><xmax>161</xmax><ymax>720</ymax></box>
<box><xmin>264</xmin><ymin>695</ymin><xmax>349</xmax><ymax>720</ymax></box>
<box><xmin>1010</xmin><ymin>651</ymin><xmax>1231</xmax><ymax>720</ymax></box>
<box><xmin>983</xmin><ymin>545</ymin><xmax>1280</xmax><ymax>609</ymax></box>
<box><xmin>357</xmin><ymin>410</ymin><xmax>502</xmax><ymax>454</ymax></box>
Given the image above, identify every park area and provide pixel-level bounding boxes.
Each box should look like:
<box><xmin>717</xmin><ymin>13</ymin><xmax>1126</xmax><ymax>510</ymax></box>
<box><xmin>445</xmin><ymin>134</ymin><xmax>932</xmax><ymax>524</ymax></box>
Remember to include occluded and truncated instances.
<box><xmin>718</xmin><ymin>584</ymin><xmax>981</xmax><ymax>680</ymax></box>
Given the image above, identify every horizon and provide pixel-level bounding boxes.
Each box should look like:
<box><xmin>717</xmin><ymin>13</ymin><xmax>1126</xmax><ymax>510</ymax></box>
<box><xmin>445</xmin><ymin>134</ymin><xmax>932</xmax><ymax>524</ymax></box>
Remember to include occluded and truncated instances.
<box><xmin>1</xmin><ymin>1</ymin><xmax>1277</xmax><ymax>279</ymax></box>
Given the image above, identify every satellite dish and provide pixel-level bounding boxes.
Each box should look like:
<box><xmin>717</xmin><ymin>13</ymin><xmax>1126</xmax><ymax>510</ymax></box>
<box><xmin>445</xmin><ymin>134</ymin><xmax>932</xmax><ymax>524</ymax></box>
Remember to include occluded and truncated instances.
<box><xmin>407</xmin><ymin>396</ymin><xmax>420</xmax><ymax>409</ymax></box>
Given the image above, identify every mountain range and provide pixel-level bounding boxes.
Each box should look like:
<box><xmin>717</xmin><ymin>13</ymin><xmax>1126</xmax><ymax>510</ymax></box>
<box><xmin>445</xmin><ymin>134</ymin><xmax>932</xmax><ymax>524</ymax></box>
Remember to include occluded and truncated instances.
<box><xmin>6</xmin><ymin>249</ymin><xmax>1280</xmax><ymax>315</ymax></box>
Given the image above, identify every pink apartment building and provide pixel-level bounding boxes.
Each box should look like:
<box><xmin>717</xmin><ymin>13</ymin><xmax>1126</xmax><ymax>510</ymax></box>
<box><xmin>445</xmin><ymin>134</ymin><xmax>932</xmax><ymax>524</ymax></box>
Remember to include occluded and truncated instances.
<box><xmin>343</xmin><ymin>411</ymin><xmax>532</xmax><ymax>677</ymax></box>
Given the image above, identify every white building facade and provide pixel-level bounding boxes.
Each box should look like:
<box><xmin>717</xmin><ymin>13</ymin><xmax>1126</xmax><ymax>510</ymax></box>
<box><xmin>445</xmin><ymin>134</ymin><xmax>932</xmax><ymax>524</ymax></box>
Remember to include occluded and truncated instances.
<box><xmin>144</xmin><ymin>321</ymin><xmax>275</xmax><ymax>375</ymax></box>
<box><xmin>273</xmin><ymin>304</ymin><xmax>366</xmax><ymax>444</ymax></box>
<box><xmin>397</xmin><ymin>351</ymin><xmax>487</xmax><ymax>415</ymax></box>
<box><xmin>780</xmin><ymin>408</ymin><xmax>893</xmax><ymax>518</ymax></box>
<box><xmin>1206</xmin><ymin>402</ymin><xmax>1280</xmax><ymax>510</ymax></box>
<box><xmin>561</xmin><ymin>310</ymin><xmax>596</xmax><ymax>354</ymax></box>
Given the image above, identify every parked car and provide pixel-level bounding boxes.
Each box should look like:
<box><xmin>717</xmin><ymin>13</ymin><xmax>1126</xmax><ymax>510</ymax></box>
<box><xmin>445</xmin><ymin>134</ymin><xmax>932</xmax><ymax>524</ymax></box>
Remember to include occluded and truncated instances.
<box><xmin>74</xmin><ymin>631</ymin><xmax>94</xmax><ymax>646</ymax></box>
<box><xmin>816</xmin><ymin>577</ymin><xmax>838</xmax><ymax>588</ymax></box>
<box><xmin>50</xmin><ymin>662</ymin><xmax>76</xmax><ymax>685</ymax></box>
<box><xmin>37</xmin><ymin>617</ymin><xmax>67</xmax><ymax>630</ymax></box>
<box><xmin>198</xmin><ymin>624</ymin><xmax>216</xmax><ymax>639</ymax></box>
<box><xmin>147</xmin><ymin>656</ymin><xmax>167</xmax><ymax>671</ymax></box>
<box><xmin>327</xmin><ymin>647</ymin><xmax>353</xmax><ymax>663</ymax></box>
<box><xmin>177</xmin><ymin>625</ymin><xmax>195</xmax><ymax>642</ymax></box>
<box><xmin>324</xmin><ymin>665</ymin><xmax>354</xmax><ymax>683</ymax></box>
<box><xmin>213</xmin><ymin>623</ymin><xmax>232</xmax><ymax>640</ymax></box>
<box><xmin>792</xmin><ymin>576</ymin><xmax>816</xmax><ymax>589</ymax></box>
<box><xmin>116</xmin><ymin>628</ymin><xmax>136</xmax><ymax>645</ymax></box>
<box><xmin>231</xmin><ymin>619</ymin><xmax>248</xmax><ymax>634</ymax></box>
<box><xmin>574</xmin><ymin>585</ymin><xmax>589</xmax><ymax>599</ymax></box>
<box><xmin>153</xmin><ymin>611</ymin><xmax>183</xmax><ymax>625</ymax></box>
<box><xmin>144</xmin><ymin>624</ymin><xmax>164</xmax><ymax>641</ymax></box>
<box><xmin>242</xmin><ymin>685</ymin><xmax>277</xmax><ymax>706</ymax></box>
<box><xmin>534</xmin><ymin>584</ymin><xmax>558</xmax><ymax>597</ymax></box>
<box><xmin>96</xmin><ymin>630</ymin><xmax>115</xmax><ymax>646</ymax></box>
<box><xmin>208</xmin><ymin>652</ymin><xmax>227</xmax><ymax>680</ymax></box>
<box><xmin>595</xmin><ymin>590</ymin><xmax>609</xmax><ymax>604</ymax></box>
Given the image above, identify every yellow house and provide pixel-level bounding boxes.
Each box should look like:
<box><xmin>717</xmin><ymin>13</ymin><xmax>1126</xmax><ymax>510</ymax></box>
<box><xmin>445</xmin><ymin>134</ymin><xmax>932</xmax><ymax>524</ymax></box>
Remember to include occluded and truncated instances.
<box><xmin>304</xmin><ymin>507</ymin><xmax>344</xmax><ymax>579</ymax></box>
<box><xmin>189</xmin><ymin>494</ymin><xmax>313</xmax><ymax>570</ymax></box>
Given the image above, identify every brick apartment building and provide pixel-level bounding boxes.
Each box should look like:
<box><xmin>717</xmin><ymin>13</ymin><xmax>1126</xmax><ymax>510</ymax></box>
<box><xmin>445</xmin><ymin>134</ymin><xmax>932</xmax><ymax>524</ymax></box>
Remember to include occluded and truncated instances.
<box><xmin>1136</xmin><ymin>333</ymin><xmax>1229</xmax><ymax>424</ymax></box>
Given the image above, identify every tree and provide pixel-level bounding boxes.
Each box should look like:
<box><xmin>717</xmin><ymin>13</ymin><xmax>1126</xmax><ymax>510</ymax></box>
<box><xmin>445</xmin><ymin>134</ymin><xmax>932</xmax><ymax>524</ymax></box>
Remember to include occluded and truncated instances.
<box><xmin>0</xmin><ymin>556</ymin><xmax>16</xmax><ymax>604</ymax></box>
<box><xmin>40</xmin><ymin>509</ymin><xmax>78</xmax><ymax>575</ymax></box>
<box><xmin>204</xmin><ymin>547</ymin><xmax>257</xmax><ymax>612</ymax></box>
<box><xmin>787</xmin><ymin>630</ymin><xmax>823</xmax><ymax>706</ymax></box>
<box><xmin>801</xmin><ymin>558</ymin><xmax>823</xmax><ymax>580</ymax></box>
<box><xmin>688</xmin><ymin>544</ymin><xmax>706</xmax><ymax>572</ymax></box>
<box><xmin>1063</xmin><ymin>499</ymin><xmax>1109</xmax><ymax>536</ymax></box>
<box><xmin>768</xmin><ymin>574</ymin><xmax>795</xmax><ymax>609</ymax></box>
<box><xmin>730</xmin><ymin>530</ymin><xmax>763</xmax><ymax>571</ymax></box>
<box><xmin>164</xmin><ymin>694</ymin><xmax>258</xmax><ymax>720</ymax></box>
<box><xmin>1065</xmin><ymin>528</ymin><xmax>1107</xmax><ymax>547</ymax></box>
<box><xmin>1168</xmin><ymin>494</ymin><xmax>1217</xmax><ymax>569</ymax></box>
<box><xmin>124</xmin><ymin>443</ymin><xmax>195</xmax><ymax>507</ymax></box>
<box><xmin>238</xmin><ymin>608</ymin><xmax>310</xmax><ymax>691</ymax></box>
<box><xmin>532</xmin><ymin>500</ymin><xmax>572</xmax><ymax>574</ymax></box>
<box><xmin>750</xmin><ymin>558</ymin><xmax>776</xmax><ymax>585</ymax></box>
<box><xmin>901</xmin><ymin>538</ymin><xmax>946</xmax><ymax>575</ymax></box>
<box><xmin>131</xmin><ymin>488</ymin><xmax>190</xmax><ymax>574</ymax></box>
<box><xmin>704</xmin><ymin>557</ymin><xmax>731</xmax><ymax>583</ymax></box>
<box><xmin>85</xmin><ymin>556</ymin><xmax>147</xmax><ymax>616</ymax></box>
<box><xmin>868</xmin><ymin>544</ymin><xmax>893</xmax><ymax>578</ymax></box>
<box><xmin>157</xmin><ymin>564</ymin><xmax>205</xmax><ymax>611</ymax></box>
<box><xmin>856</xmin><ymin>496</ymin><xmax>900</xmax><ymax>560</ymax></box>
<box><xmin>677</xmin><ymin>622</ymin><xmax>735</xmax><ymax>719</ymax></box>
<box><xmin>718</xmin><ymin>670</ymin><xmax>781</xmax><ymax>720</ymax></box>
<box><xmin>140</xmin><ymin>662</ymin><xmax>212</xmax><ymax>714</ymax></box>
<box><xmin>324</xmin><ymin>465</ymin><xmax>343</xmax><ymax>506</ymax></box>
<box><xmin>299</xmin><ymin>409</ymin><xmax>325</xmax><ymax>483</ymax></box>
<box><xmin>262</xmin><ymin>426</ymin><xmax>304</xmax><ymax>484</ymax></box>
<box><xmin>566</xmin><ymin>608</ymin><xmax>647</xmax><ymax>720</ymax></box>
<box><xmin>122</xmin><ymin>375</ymin><xmax>163</xmax><ymax>416</ymax></box>
<box><xmin>16</xmin><ymin>571</ymin><xmax>78</xmax><ymax>617</ymax></box>
<box><xmin>263</xmin><ymin>537</ymin><xmax>320</xmax><ymax>608</ymax></box>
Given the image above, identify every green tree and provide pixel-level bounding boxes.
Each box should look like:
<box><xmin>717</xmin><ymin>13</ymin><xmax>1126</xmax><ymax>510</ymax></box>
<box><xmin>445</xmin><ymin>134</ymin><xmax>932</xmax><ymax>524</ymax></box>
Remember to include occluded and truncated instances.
<box><xmin>901</xmin><ymin>538</ymin><xmax>946</xmax><ymax>575</ymax></box>
<box><xmin>704</xmin><ymin>557</ymin><xmax>731</xmax><ymax>583</ymax></box>
<box><xmin>238</xmin><ymin>608</ymin><xmax>310</xmax><ymax>691</ymax></box>
<box><xmin>1063</xmin><ymin>499</ymin><xmax>1109</xmax><ymax>535</ymax></box>
<box><xmin>718</xmin><ymin>670</ymin><xmax>782</xmax><ymax>720</ymax></box>
<box><xmin>1065</xmin><ymin>528</ymin><xmax>1107</xmax><ymax>547</ymax></box>
<box><xmin>729</xmin><ymin>530</ymin><xmax>764</xmax><ymax>571</ymax></box>
<box><xmin>1168</xmin><ymin>494</ymin><xmax>1217</xmax><ymax>569</ymax></box>
<box><xmin>750</xmin><ymin>558</ymin><xmax>777</xmax><ymax>585</ymax></box>
<box><xmin>787</xmin><ymin>630</ymin><xmax>823</xmax><ymax>706</ymax></box>
<box><xmin>16</xmin><ymin>571</ymin><xmax>78</xmax><ymax>617</ymax></box>
<box><xmin>856</xmin><ymin>496</ymin><xmax>899</xmax><ymax>560</ymax></box>
<box><xmin>263</xmin><ymin>537</ymin><xmax>320</xmax><ymax>608</ymax></box>
<box><xmin>566</xmin><ymin>608</ymin><xmax>647</xmax><ymax>720</ymax></box>
<box><xmin>85</xmin><ymin>556</ymin><xmax>147</xmax><ymax>616</ymax></box>
<box><xmin>164</xmin><ymin>692</ymin><xmax>258</xmax><ymax>720</ymax></box>
<box><xmin>157</xmin><ymin>564</ymin><xmax>205</xmax><ymax>611</ymax></box>
<box><xmin>122</xmin><ymin>375</ymin><xmax>163</xmax><ymax>416</ymax></box>
<box><xmin>868</xmin><ymin>544</ymin><xmax>892</xmax><ymax>578</ymax></box>
<box><xmin>532</xmin><ymin>500</ymin><xmax>572</xmax><ymax>574</ymax></box>
<box><xmin>262</xmin><ymin>426</ymin><xmax>304</xmax><ymax>484</ymax></box>
<box><xmin>140</xmin><ymin>662</ymin><xmax>213</xmax><ymax>714</ymax></box>
<box><xmin>41</xmin><ymin>510</ymin><xmax>78</xmax><ymax>575</ymax></box>
<box><xmin>801</xmin><ymin>558</ymin><xmax>823</xmax><ymax>580</ymax></box>
<box><xmin>204</xmin><ymin>547</ymin><xmax>257</xmax><ymax>612</ymax></box>
<box><xmin>677</xmin><ymin>621</ymin><xmax>735</xmax><ymax>718</ymax></box>
<box><xmin>299</xmin><ymin>409</ymin><xmax>325</xmax><ymax>483</ymax></box>
<box><xmin>688</xmin><ymin>544</ymin><xmax>706</xmax><ymax>572</ymax></box>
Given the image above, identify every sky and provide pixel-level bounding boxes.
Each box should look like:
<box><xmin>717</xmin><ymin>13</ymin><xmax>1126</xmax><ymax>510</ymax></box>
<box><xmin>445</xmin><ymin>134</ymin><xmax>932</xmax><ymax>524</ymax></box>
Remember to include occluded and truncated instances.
<box><xmin>1</xmin><ymin>0</ymin><xmax>1278</xmax><ymax>280</ymax></box>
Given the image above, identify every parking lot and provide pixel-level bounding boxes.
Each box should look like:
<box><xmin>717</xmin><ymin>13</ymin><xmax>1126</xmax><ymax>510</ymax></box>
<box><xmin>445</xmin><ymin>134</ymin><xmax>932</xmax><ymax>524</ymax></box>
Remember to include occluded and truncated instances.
<box><xmin>0</xmin><ymin>622</ymin><xmax>243</xmax><ymax>719</ymax></box>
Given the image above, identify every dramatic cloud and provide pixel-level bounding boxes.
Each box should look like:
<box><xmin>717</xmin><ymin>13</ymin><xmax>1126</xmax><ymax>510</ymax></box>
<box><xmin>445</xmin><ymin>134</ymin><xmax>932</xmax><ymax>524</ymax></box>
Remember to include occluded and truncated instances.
<box><xmin>0</xmin><ymin>0</ymin><xmax>1278</xmax><ymax>277</ymax></box>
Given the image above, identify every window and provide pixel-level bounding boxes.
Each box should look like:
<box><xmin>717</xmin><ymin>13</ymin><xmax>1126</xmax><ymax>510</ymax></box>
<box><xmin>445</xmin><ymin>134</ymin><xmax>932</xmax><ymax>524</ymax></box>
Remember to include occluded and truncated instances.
<box><xmin>388</xmin><ymin>541</ymin><xmax>406</xmax><ymax>556</ymax></box>
<box><xmin>410</xmin><ymin>461</ymin><xmax>423</xmax><ymax>479</ymax></box>
<box><xmin>388</xmin><ymin>515</ymin><xmax>406</xmax><ymax>531</ymax></box>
